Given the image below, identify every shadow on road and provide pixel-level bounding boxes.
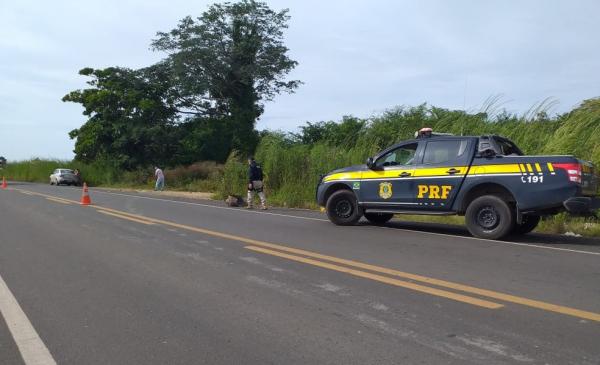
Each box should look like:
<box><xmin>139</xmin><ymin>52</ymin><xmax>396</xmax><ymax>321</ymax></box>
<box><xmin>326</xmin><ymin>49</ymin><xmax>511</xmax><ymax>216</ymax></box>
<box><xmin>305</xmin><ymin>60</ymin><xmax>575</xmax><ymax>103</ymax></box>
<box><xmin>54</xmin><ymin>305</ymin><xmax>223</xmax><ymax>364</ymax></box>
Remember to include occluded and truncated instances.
<box><xmin>369</xmin><ymin>219</ymin><xmax>600</xmax><ymax>248</ymax></box>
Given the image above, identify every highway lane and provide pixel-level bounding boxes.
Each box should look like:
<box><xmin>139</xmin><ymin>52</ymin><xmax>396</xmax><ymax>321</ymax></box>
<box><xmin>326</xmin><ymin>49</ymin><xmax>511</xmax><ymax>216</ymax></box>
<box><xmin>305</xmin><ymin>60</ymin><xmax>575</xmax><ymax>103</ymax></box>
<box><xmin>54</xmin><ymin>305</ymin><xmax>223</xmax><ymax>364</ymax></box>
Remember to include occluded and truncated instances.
<box><xmin>0</xmin><ymin>182</ymin><xmax>599</xmax><ymax>364</ymax></box>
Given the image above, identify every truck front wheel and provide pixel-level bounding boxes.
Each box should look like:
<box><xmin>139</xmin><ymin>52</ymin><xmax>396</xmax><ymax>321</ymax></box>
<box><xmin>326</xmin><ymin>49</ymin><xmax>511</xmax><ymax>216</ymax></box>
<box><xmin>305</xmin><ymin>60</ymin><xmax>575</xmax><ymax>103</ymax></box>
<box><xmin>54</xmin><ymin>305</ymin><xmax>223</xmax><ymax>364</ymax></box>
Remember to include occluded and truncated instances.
<box><xmin>465</xmin><ymin>195</ymin><xmax>515</xmax><ymax>240</ymax></box>
<box><xmin>513</xmin><ymin>215</ymin><xmax>540</xmax><ymax>235</ymax></box>
<box><xmin>326</xmin><ymin>190</ymin><xmax>362</xmax><ymax>226</ymax></box>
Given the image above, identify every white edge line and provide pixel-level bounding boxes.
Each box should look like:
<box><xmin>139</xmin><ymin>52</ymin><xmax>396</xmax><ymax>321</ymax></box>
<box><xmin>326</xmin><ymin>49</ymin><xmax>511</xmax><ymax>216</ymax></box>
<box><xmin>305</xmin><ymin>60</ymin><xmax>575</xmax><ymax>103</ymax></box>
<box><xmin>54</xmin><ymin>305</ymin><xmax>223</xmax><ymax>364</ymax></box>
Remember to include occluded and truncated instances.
<box><xmin>0</xmin><ymin>273</ymin><xmax>57</xmax><ymax>365</ymax></box>
<box><xmin>26</xmin><ymin>186</ymin><xmax>600</xmax><ymax>257</ymax></box>
<box><xmin>379</xmin><ymin>226</ymin><xmax>600</xmax><ymax>256</ymax></box>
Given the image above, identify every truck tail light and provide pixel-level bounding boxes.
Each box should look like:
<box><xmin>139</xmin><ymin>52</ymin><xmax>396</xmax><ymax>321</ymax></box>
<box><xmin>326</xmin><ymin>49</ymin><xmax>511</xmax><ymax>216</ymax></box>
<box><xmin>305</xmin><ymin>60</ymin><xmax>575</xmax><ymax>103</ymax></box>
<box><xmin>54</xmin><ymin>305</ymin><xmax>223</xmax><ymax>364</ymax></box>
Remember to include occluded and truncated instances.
<box><xmin>552</xmin><ymin>163</ymin><xmax>582</xmax><ymax>183</ymax></box>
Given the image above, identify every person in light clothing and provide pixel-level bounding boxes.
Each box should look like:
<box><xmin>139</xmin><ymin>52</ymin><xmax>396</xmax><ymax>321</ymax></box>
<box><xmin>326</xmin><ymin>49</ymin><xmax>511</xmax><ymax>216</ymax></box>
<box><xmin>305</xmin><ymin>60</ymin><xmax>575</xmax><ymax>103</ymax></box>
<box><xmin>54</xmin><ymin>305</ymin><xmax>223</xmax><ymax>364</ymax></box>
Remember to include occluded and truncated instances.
<box><xmin>154</xmin><ymin>166</ymin><xmax>165</xmax><ymax>191</ymax></box>
<box><xmin>247</xmin><ymin>157</ymin><xmax>267</xmax><ymax>209</ymax></box>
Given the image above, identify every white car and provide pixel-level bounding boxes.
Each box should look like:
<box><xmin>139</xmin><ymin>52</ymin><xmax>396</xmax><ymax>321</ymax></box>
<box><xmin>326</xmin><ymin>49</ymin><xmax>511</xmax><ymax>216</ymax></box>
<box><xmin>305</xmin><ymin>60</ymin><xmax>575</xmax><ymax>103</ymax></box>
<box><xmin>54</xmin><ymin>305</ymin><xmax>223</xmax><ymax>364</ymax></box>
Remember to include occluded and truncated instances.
<box><xmin>49</xmin><ymin>169</ymin><xmax>81</xmax><ymax>186</ymax></box>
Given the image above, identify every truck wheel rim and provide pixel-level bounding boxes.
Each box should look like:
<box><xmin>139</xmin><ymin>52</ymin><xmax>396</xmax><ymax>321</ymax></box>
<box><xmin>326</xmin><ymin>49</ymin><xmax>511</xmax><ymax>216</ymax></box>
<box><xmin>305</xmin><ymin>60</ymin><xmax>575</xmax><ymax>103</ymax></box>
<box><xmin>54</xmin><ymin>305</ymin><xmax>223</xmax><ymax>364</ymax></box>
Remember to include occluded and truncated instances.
<box><xmin>335</xmin><ymin>199</ymin><xmax>353</xmax><ymax>218</ymax></box>
<box><xmin>477</xmin><ymin>206</ymin><xmax>499</xmax><ymax>229</ymax></box>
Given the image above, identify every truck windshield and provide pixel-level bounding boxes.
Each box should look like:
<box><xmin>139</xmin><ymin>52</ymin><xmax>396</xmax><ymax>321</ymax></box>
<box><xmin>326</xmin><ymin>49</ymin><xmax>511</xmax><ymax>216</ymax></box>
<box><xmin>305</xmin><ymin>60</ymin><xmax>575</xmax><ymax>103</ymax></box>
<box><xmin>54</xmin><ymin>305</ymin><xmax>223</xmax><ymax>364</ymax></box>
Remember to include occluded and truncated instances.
<box><xmin>493</xmin><ymin>137</ymin><xmax>523</xmax><ymax>156</ymax></box>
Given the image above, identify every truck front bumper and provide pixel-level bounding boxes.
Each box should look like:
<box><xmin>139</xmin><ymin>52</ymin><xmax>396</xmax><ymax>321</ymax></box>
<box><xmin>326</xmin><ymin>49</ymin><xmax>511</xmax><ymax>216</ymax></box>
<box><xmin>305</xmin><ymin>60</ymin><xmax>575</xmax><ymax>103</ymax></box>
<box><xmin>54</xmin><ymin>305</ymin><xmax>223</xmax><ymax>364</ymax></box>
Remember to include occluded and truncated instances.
<box><xmin>563</xmin><ymin>197</ymin><xmax>600</xmax><ymax>215</ymax></box>
<box><xmin>316</xmin><ymin>183</ymin><xmax>327</xmax><ymax>207</ymax></box>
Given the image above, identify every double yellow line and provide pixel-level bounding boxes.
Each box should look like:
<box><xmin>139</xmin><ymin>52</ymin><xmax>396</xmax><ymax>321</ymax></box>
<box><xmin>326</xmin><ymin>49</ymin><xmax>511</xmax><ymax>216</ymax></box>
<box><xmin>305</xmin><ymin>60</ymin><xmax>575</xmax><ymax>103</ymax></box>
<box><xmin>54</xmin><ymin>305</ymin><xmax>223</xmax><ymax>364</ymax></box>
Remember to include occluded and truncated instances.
<box><xmin>15</xmin><ymin>188</ymin><xmax>600</xmax><ymax>322</ymax></box>
<box><xmin>45</xmin><ymin>197</ymin><xmax>74</xmax><ymax>205</ymax></box>
<box><xmin>97</xmin><ymin>210</ymin><xmax>155</xmax><ymax>225</ymax></box>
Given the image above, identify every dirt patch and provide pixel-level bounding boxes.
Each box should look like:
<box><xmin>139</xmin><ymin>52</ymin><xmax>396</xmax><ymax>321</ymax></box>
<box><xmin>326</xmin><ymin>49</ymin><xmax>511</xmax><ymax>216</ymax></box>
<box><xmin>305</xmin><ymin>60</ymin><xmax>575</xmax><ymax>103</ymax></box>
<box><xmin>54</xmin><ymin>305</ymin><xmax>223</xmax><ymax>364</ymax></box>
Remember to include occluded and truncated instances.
<box><xmin>98</xmin><ymin>187</ymin><xmax>214</xmax><ymax>201</ymax></box>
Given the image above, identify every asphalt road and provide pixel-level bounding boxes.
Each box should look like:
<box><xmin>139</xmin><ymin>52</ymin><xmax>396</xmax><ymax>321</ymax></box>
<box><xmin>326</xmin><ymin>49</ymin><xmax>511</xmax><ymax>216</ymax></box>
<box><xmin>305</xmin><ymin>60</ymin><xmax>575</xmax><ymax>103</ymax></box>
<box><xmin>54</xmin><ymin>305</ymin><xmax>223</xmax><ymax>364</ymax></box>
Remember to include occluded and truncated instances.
<box><xmin>1</xmin><ymin>182</ymin><xmax>599</xmax><ymax>364</ymax></box>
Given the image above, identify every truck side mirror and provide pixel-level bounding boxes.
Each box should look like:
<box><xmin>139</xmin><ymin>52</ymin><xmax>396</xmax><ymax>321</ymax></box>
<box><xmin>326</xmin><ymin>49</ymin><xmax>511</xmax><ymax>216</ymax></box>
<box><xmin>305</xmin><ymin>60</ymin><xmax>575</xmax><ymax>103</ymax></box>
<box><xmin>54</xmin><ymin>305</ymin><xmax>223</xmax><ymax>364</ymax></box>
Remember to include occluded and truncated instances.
<box><xmin>366</xmin><ymin>157</ymin><xmax>375</xmax><ymax>169</ymax></box>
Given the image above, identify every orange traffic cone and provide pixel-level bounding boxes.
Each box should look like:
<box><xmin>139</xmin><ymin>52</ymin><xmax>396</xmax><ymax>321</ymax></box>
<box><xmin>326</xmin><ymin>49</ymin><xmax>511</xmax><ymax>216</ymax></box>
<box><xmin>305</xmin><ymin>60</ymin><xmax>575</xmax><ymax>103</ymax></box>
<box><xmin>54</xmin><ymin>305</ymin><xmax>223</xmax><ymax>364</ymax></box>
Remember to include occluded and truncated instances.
<box><xmin>80</xmin><ymin>182</ymin><xmax>92</xmax><ymax>205</ymax></box>
<box><xmin>1</xmin><ymin>177</ymin><xmax>7</xmax><ymax>189</ymax></box>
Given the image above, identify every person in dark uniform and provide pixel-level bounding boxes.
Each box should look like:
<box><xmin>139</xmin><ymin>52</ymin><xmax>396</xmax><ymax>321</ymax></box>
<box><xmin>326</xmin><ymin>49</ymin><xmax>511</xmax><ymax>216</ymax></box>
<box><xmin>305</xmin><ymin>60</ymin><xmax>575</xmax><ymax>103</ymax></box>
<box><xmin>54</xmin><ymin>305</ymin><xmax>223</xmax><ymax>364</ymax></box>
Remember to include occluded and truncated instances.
<box><xmin>247</xmin><ymin>157</ymin><xmax>267</xmax><ymax>209</ymax></box>
<box><xmin>73</xmin><ymin>168</ymin><xmax>82</xmax><ymax>186</ymax></box>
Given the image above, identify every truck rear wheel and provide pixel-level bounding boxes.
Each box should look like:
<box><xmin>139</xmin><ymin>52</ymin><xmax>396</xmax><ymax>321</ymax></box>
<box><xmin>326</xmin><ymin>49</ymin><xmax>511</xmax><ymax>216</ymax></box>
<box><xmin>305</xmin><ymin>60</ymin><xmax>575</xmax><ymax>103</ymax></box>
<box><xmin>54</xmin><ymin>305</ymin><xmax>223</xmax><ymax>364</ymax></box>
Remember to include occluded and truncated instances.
<box><xmin>326</xmin><ymin>190</ymin><xmax>362</xmax><ymax>226</ymax></box>
<box><xmin>513</xmin><ymin>215</ymin><xmax>540</xmax><ymax>235</ymax></box>
<box><xmin>465</xmin><ymin>195</ymin><xmax>515</xmax><ymax>240</ymax></box>
<box><xmin>364</xmin><ymin>212</ymin><xmax>394</xmax><ymax>225</ymax></box>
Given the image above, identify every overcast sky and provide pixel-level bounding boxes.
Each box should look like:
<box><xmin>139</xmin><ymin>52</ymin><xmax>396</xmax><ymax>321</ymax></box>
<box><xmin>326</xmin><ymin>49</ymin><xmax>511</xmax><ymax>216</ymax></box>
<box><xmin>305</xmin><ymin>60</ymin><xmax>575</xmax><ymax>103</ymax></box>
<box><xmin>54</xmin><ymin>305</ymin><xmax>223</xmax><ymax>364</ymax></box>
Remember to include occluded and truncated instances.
<box><xmin>1</xmin><ymin>0</ymin><xmax>599</xmax><ymax>160</ymax></box>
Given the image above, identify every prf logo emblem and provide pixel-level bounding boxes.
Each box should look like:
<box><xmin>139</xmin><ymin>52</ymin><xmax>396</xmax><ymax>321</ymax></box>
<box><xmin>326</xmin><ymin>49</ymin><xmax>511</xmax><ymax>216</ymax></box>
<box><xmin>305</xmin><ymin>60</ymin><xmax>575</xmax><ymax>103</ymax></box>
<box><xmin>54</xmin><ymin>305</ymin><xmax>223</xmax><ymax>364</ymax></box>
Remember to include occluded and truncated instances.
<box><xmin>379</xmin><ymin>182</ymin><xmax>393</xmax><ymax>199</ymax></box>
<box><xmin>417</xmin><ymin>185</ymin><xmax>452</xmax><ymax>199</ymax></box>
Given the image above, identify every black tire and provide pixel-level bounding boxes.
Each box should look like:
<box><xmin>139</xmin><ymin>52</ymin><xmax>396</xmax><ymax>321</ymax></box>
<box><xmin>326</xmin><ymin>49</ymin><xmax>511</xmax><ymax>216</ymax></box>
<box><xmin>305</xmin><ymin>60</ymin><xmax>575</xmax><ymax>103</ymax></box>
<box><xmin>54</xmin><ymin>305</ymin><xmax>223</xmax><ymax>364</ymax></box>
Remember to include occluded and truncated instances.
<box><xmin>364</xmin><ymin>212</ymin><xmax>394</xmax><ymax>225</ymax></box>
<box><xmin>465</xmin><ymin>195</ymin><xmax>515</xmax><ymax>240</ymax></box>
<box><xmin>326</xmin><ymin>190</ymin><xmax>362</xmax><ymax>226</ymax></box>
<box><xmin>513</xmin><ymin>215</ymin><xmax>540</xmax><ymax>235</ymax></box>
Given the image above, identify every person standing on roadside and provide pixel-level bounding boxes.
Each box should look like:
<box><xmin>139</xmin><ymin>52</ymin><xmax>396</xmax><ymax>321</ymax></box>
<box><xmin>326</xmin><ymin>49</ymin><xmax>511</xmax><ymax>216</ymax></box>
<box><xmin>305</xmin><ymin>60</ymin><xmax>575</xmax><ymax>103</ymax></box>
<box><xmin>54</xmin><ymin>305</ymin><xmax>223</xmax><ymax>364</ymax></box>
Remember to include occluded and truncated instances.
<box><xmin>73</xmin><ymin>168</ymin><xmax>82</xmax><ymax>186</ymax></box>
<box><xmin>154</xmin><ymin>166</ymin><xmax>165</xmax><ymax>191</ymax></box>
<box><xmin>247</xmin><ymin>157</ymin><xmax>267</xmax><ymax>209</ymax></box>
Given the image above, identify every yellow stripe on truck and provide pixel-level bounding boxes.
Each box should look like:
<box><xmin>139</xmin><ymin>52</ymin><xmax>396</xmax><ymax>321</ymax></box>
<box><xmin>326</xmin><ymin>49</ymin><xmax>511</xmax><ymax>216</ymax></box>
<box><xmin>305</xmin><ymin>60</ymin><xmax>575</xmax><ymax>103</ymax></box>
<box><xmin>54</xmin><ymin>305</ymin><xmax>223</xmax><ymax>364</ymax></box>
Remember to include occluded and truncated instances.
<box><xmin>361</xmin><ymin>169</ymin><xmax>413</xmax><ymax>179</ymax></box>
<box><xmin>470</xmin><ymin>164</ymin><xmax>522</xmax><ymax>175</ymax></box>
<box><xmin>482</xmin><ymin>163</ymin><xmax>521</xmax><ymax>174</ymax></box>
<box><xmin>413</xmin><ymin>166</ymin><xmax>466</xmax><ymax>177</ymax></box>
<box><xmin>323</xmin><ymin>171</ymin><xmax>363</xmax><ymax>182</ymax></box>
<box><xmin>323</xmin><ymin>163</ymin><xmax>525</xmax><ymax>183</ymax></box>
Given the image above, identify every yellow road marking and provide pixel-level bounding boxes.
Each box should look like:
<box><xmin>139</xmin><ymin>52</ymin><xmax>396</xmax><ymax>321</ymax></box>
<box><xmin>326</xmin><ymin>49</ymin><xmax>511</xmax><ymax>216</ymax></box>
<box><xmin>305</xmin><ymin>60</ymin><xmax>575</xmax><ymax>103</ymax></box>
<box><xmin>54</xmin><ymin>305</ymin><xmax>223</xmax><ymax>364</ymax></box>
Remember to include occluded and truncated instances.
<box><xmin>97</xmin><ymin>210</ymin><xmax>155</xmax><ymax>225</ymax></box>
<box><xmin>92</xmin><ymin>205</ymin><xmax>600</xmax><ymax>321</ymax></box>
<box><xmin>245</xmin><ymin>246</ymin><xmax>503</xmax><ymax>309</ymax></box>
<box><xmin>13</xmin><ymin>188</ymin><xmax>600</xmax><ymax>321</ymax></box>
<box><xmin>45</xmin><ymin>197</ymin><xmax>74</xmax><ymax>205</ymax></box>
<box><xmin>247</xmin><ymin>241</ymin><xmax>600</xmax><ymax>322</ymax></box>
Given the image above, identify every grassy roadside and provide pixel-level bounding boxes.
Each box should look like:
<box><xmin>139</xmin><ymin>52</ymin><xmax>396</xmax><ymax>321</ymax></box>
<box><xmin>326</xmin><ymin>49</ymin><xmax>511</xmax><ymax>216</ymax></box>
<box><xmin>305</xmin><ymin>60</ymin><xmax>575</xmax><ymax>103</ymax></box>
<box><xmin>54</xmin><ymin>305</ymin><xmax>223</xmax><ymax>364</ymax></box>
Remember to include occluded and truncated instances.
<box><xmin>3</xmin><ymin>159</ymin><xmax>599</xmax><ymax>238</ymax></box>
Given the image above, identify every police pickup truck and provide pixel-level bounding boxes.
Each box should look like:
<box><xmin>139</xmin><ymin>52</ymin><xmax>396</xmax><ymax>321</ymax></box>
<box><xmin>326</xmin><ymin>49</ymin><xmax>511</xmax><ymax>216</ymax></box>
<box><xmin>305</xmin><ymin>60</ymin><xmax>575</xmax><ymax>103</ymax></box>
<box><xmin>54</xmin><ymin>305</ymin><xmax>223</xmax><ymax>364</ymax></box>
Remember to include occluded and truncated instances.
<box><xmin>316</xmin><ymin>131</ymin><xmax>600</xmax><ymax>239</ymax></box>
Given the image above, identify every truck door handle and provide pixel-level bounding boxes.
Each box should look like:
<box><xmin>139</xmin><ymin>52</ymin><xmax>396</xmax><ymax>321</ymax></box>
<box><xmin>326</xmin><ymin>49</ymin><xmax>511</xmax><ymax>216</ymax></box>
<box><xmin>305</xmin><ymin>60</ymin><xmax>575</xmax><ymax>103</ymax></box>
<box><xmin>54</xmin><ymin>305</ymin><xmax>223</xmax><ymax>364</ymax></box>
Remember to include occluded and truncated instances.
<box><xmin>398</xmin><ymin>172</ymin><xmax>411</xmax><ymax>177</ymax></box>
<box><xmin>446</xmin><ymin>168</ymin><xmax>459</xmax><ymax>174</ymax></box>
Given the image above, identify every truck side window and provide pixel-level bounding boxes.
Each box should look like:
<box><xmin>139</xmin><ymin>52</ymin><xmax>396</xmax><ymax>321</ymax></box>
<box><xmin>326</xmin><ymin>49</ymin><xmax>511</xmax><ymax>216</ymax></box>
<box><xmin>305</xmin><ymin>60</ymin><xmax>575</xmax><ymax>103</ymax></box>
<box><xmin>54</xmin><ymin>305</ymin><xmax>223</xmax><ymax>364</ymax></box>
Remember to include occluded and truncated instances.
<box><xmin>422</xmin><ymin>140</ymin><xmax>467</xmax><ymax>165</ymax></box>
<box><xmin>376</xmin><ymin>143</ymin><xmax>418</xmax><ymax>167</ymax></box>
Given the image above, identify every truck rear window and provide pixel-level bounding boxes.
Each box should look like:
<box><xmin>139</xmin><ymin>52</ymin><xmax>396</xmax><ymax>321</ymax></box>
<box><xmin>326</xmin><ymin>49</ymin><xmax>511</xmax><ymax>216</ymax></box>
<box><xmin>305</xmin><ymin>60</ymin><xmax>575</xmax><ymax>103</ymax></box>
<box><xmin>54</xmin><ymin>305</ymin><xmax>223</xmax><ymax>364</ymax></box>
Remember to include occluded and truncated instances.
<box><xmin>493</xmin><ymin>138</ymin><xmax>523</xmax><ymax>156</ymax></box>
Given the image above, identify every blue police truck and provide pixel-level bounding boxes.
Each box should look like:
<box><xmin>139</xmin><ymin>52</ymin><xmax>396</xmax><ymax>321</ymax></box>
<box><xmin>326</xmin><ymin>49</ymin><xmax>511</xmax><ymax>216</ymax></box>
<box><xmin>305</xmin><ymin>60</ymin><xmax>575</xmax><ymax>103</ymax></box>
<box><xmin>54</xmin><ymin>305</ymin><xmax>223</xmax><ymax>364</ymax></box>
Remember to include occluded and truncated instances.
<box><xmin>316</xmin><ymin>132</ymin><xmax>600</xmax><ymax>239</ymax></box>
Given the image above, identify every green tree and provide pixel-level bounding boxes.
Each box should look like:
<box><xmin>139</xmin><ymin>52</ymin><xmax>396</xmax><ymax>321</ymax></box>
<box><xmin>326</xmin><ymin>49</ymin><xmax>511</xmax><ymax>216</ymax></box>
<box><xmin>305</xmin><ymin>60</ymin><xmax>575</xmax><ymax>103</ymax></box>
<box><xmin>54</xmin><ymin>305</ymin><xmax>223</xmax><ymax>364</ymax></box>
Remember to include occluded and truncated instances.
<box><xmin>63</xmin><ymin>64</ymin><xmax>179</xmax><ymax>169</ymax></box>
<box><xmin>176</xmin><ymin>117</ymin><xmax>234</xmax><ymax>164</ymax></box>
<box><xmin>151</xmin><ymin>0</ymin><xmax>300</xmax><ymax>155</ymax></box>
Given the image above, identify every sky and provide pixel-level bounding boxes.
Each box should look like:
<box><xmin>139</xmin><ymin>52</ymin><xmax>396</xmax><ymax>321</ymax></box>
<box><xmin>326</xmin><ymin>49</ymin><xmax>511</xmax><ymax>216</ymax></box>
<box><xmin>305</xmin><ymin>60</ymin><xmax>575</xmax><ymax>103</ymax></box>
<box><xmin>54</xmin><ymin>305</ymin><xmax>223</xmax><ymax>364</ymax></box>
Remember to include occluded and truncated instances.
<box><xmin>1</xmin><ymin>0</ymin><xmax>599</xmax><ymax>160</ymax></box>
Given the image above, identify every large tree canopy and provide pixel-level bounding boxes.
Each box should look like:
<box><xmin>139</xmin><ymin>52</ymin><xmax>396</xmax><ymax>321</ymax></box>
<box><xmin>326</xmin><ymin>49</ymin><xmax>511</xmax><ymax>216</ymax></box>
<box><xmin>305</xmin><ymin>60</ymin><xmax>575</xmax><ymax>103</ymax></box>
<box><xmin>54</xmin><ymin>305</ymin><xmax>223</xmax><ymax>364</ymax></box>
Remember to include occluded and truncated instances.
<box><xmin>63</xmin><ymin>64</ymin><xmax>180</xmax><ymax>169</ymax></box>
<box><xmin>151</xmin><ymin>0</ymin><xmax>300</xmax><ymax>154</ymax></box>
<box><xmin>64</xmin><ymin>1</ymin><xmax>300</xmax><ymax>167</ymax></box>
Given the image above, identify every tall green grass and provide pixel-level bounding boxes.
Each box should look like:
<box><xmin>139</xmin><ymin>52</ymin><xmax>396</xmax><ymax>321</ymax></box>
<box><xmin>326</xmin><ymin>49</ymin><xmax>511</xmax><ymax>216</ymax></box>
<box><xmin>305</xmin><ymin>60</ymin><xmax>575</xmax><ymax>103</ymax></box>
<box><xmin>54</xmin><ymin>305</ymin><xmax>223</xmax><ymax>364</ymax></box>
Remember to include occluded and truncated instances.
<box><xmin>2</xmin><ymin>159</ymin><xmax>225</xmax><ymax>192</ymax></box>
<box><xmin>232</xmin><ymin>98</ymin><xmax>600</xmax><ymax>208</ymax></box>
<box><xmin>2</xmin><ymin>159</ymin><xmax>124</xmax><ymax>186</ymax></box>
